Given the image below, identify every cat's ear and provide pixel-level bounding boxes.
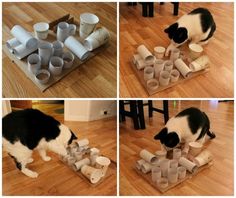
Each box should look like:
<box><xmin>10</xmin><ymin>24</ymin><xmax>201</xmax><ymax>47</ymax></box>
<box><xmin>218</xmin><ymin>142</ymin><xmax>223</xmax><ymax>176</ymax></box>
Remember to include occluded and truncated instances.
<box><xmin>154</xmin><ymin>127</ymin><xmax>168</xmax><ymax>141</ymax></box>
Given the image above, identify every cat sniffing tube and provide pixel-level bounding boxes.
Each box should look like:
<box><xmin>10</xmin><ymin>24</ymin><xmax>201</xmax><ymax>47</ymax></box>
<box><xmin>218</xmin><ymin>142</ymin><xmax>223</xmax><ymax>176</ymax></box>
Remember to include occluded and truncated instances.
<box><xmin>164</xmin><ymin>8</ymin><xmax>216</xmax><ymax>56</ymax></box>
<box><xmin>154</xmin><ymin>107</ymin><xmax>216</xmax><ymax>154</ymax></box>
<box><xmin>2</xmin><ymin>109</ymin><xmax>78</xmax><ymax>178</ymax></box>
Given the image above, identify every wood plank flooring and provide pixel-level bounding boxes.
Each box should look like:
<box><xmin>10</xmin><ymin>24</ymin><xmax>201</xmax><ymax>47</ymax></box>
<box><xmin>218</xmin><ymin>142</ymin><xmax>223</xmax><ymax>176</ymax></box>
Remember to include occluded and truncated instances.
<box><xmin>119</xmin><ymin>3</ymin><xmax>234</xmax><ymax>97</ymax></box>
<box><xmin>119</xmin><ymin>100</ymin><xmax>234</xmax><ymax>195</ymax></box>
<box><xmin>2</xmin><ymin>103</ymin><xmax>117</xmax><ymax>195</ymax></box>
<box><xmin>2</xmin><ymin>2</ymin><xmax>117</xmax><ymax>98</ymax></box>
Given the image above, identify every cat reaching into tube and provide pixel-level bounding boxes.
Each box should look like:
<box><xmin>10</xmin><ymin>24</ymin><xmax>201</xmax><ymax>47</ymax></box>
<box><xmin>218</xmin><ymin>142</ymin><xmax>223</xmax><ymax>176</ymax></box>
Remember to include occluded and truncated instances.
<box><xmin>164</xmin><ymin>8</ymin><xmax>216</xmax><ymax>56</ymax></box>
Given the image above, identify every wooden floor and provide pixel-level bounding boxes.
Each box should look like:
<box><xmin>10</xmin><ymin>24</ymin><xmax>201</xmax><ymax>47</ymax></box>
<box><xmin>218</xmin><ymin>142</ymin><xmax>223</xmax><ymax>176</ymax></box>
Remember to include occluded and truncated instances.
<box><xmin>2</xmin><ymin>2</ymin><xmax>117</xmax><ymax>98</ymax></box>
<box><xmin>119</xmin><ymin>100</ymin><xmax>234</xmax><ymax>195</ymax></box>
<box><xmin>119</xmin><ymin>3</ymin><xmax>234</xmax><ymax>97</ymax></box>
<box><xmin>2</xmin><ymin>103</ymin><xmax>117</xmax><ymax>195</ymax></box>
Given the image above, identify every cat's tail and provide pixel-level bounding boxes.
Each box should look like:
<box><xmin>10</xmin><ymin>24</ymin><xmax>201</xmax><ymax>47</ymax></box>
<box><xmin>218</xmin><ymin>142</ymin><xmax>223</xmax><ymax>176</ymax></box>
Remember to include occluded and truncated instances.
<box><xmin>207</xmin><ymin>130</ymin><xmax>216</xmax><ymax>139</ymax></box>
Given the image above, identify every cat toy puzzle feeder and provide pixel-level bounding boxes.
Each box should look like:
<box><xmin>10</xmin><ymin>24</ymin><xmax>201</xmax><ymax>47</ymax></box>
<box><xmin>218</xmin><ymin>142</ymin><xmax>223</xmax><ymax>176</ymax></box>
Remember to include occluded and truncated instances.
<box><xmin>3</xmin><ymin>13</ymin><xmax>110</xmax><ymax>92</ymax></box>
<box><xmin>131</xmin><ymin>43</ymin><xmax>210</xmax><ymax>95</ymax></box>
<box><xmin>135</xmin><ymin>142</ymin><xmax>213</xmax><ymax>193</ymax></box>
<box><xmin>60</xmin><ymin>138</ymin><xmax>114</xmax><ymax>185</ymax></box>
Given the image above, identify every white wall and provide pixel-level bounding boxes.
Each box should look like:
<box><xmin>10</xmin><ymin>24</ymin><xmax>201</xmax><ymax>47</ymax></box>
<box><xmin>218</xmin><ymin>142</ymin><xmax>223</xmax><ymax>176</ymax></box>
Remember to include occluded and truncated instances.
<box><xmin>2</xmin><ymin>100</ymin><xmax>12</xmax><ymax>117</ymax></box>
<box><xmin>65</xmin><ymin>100</ymin><xmax>116</xmax><ymax>121</ymax></box>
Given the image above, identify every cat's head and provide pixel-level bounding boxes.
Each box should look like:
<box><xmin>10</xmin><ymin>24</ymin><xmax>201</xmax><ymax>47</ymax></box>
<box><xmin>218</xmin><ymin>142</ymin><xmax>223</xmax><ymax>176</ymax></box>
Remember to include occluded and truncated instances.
<box><xmin>154</xmin><ymin>127</ymin><xmax>180</xmax><ymax>149</ymax></box>
<box><xmin>164</xmin><ymin>23</ymin><xmax>188</xmax><ymax>45</ymax></box>
<box><xmin>58</xmin><ymin>124</ymin><xmax>77</xmax><ymax>147</ymax></box>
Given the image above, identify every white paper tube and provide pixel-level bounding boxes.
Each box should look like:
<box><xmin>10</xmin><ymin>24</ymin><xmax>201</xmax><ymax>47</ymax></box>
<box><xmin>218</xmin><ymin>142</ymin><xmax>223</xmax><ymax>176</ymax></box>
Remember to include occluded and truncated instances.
<box><xmin>154</xmin><ymin>59</ymin><xmax>165</xmax><ymax>78</ymax></box>
<box><xmin>174</xmin><ymin>58</ymin><xmax>192</xmax><ymax>78</ymax></box>
<box><xmin>154</xmin><ymin>46</ymin><xmax>165</xmax><ymax>59</ymax></box>
<box><xmin>194</xmin><ymin>150</ymin><xmax>213</xmax><ymax>167</ymax></box>
<box><xmin>178</xmin><ymin>166</ymin><xmax>186</xmax><ymax>179</ymax></box>
<box><xmin>164</xmin><ymin>60</ymin><xmax>173</xmax><ymax>72</ymax></box>
<box><xmin>170</xmin><ymin>69</ymin><xmax>180</xmax><ymax>83</ymax></box>
<box><xmin>160</xmin><ymin>159</ymin><xmax>170</xmax><ymax>177</ymax></box>
<box><xmin>144</xmin><ymin>66</ymin><xmax>154</xmax><ymax>81</ymax></box>
<box><xmin>84</xmin><ymin>27</ymin><xmax>110</xmax><ymax>51</ymax></box>
<box><xmin>81</xmin><ymin>165</ymin><xmax>102</xmax><ymax>184</ymax></box>
<box><xmin>64</xmin><ymin>36</ymin><xmax>90</xmax><ymax>60</ymax></box>
<box><xmin>173</xmin><ymin>148</ymin><xmax>181</xmax><ymax>160</ymax></box>
<box><xmin>179</xmin><ymin>157</ymin><xmax>198</xmax><ymax>173</ymax></box>
<box><xmin>62</xmin><ymin>51</ymin><xmax>74</xmax><ymax>69</ymax></box>
<box><xmin>136</xmin><ymin>159</ymin><xmax>146</xmax><ymax>170</ymax></box>
<box><xmin>188</xmin><ymin>142</ymin><xmax>202</xmax><ymax>157</ymax></box>
<box><xmin>189</xmin><ymin>55</ymin><xmax>209</xmax><ymax>72</ymax></box>
<box><xmin>34</xmin><ymin>22</ymin><xmax>49</xmax><ymax>40</ymax></box>
<box><xmin>159</xmin><ymin>71</ymin><xmax>170</xmax><ymax>86</ymax></box>
<box><xmin>49</xmin><ymin>56</ymin><xmax>64</xmax><ymax>76</ymax></box>
<box><xmin>11</xmin><ymin>25</ymin><xmax>38</xmax><ymax>49</ymax></box>
<box><xmin>156</xmin><ymin>178</ymin><xmax>168</xmax><ymax>189</ymax></box>
<box><xmin>74</xmin><ymin>158</ymin><xmax>90</xmax><ymax>170</ymax></box>
<box><xmin>95</xmin><ymin>156</ymin><xmax>111</xmax><ymax>177</ymax></box>
<box><xmin>38</xmin><ymin>41</ymin><xmax>54</xmax><ymax>66</ymax></box>
<box><xmin>141</xmin><ymin>162</ymin><xmax>152</xmax><ymax>174</ymax></box>
<box><xmin>168</xmin><ymin>167</ymin><xmax>178</xmax><ymax>183</ymax></box>
<box><xmin>133</xmin><ymin>54</ymin><xmax>142</xmax><ymax>65</ymax></box>
<box><xmin>76</xmin><ymin>138</ymin><xmax>89</xmax><ymax>147</ymax></box>
<box><xmin>90</xmin><ymin>153</ymin><xmax>99</xmax><ymax>166</ymax></box>
<box><xmin>13</xmin><ymin>44</ymin><xmax>38</xmax><ymax>59</ymax></box>
<box><xmin>6</xmin><ymin>38</ymin><xmax>21</xmax><ymax>53</ymax></box>
<box><xmin>147</xmin><ymin>79</ymin><xmax>159</xmax><ymax>91</ymax></box>
<box><xmin>140</xmin><ymin>149</ymin><xmax>157</xmax><ymax>163</ymax></box>
<box><xmin>80</xmin><ymin>13</ymin><xmax>99</xmax><ymax>39</ymax></box>
<box><xmin>189</xmin><ymin>43</ymin><xmax>203</xmax><ymax>60</ymax></box>
<box><xmin>90</xmin><ymin>147</ymin><xmax>100</xmax><ymax>155</ymax></box>
<box><xmin>170</xmin><ymin>159</ymin><xmax>178</xmax><ymax>169</ymax></box>
<box><xmin>27</xmin><ymin>53</ymin><xmax>41</xmax><ymax>74</ymax></box>
<box><xmin>155</xmin><ymin>150</ymin><xmax>167</xmax><ymax>159</ymax></box>
<box><xmin>67</xmin><ymin>156</ymin><xmax>77</xmax><ymax>166</ymax></box>
<box><xmin>151</xmin><ymin>166</ymin><xmax>161</xmax><ymax>182</ymax></box>
<box><xmin>57</xmin><ymin>22</ymin><xmax>76</xmax><ymax>42</ymax></box>
<box><xmin>137</xmin><ymin>45</ymin><xmax>155</xmax><ymax>62</ymax></box>
<box><xmin>53</xmin><ymin>40</ymin><xmax>64</xmax><ymax>57</ymax></box>
<box><xmin>34</xmin><ymin>69</ymin><xmax>50</xmax><ymax>84</ymax></box>
<box><xmin>136</xmin><ymin>59</ymin><xmax>146</xmax><ymax>70</ymax></box>
<box><xmin>170</xmin><ymin>48</ymin><xmax>180</xmax><ymax>61</ymax></box>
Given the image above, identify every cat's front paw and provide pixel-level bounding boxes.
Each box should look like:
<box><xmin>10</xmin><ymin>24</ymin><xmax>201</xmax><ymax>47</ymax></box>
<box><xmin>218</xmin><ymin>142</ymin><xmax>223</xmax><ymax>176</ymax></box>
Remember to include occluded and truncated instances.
<box><xmin>30</xmin><ymin>171</ymin><xmax>39</xmax><ymax>178</ymax></box>
<box><xmin>27</xmin><ymin>158</ymin><xmax>34</xmax><ymax>163</ymax></box>
<box><xmin>43</xmin><ymin>156</ymin><xmax>51</xmax><ymax>161</ymax></box>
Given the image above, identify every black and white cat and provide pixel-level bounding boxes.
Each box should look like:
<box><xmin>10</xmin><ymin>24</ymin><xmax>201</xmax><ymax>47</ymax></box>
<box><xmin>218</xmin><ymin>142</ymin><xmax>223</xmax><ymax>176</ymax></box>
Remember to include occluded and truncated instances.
<box><xmin>154</xmin><ymin>107</ymin><xmax>215</xmax><ymax>152</ymax></box>
<box><xmin>3</xmin><ymin>109</ymin><xmax>77</xmax><ymax>178</ymax></box>
<box><xmin>164</xmin><ymin>8</ymin><xmax>216</xmax><ymax>56</ymax></box>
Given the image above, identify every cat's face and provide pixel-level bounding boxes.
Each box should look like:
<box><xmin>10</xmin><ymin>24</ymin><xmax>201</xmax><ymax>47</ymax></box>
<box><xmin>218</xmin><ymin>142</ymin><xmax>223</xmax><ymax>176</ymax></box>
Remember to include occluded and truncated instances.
<box><xmin>154</xmin><ymin>127</ymin><xmax>180</xmax><ymax>149</ymax></box>
<box><xmin>164</xmin><ymin>23</ymin><xmax>188</xmax><ymax>45</ymax></box>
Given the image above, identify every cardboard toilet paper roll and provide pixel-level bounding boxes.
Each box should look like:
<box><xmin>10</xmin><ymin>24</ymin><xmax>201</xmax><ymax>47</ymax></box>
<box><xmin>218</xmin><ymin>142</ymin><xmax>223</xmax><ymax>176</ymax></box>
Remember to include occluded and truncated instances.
<box><xmin>164</xmin><ymin>60</ymin><xmax>173</xmax><ymax>72</ymax></box>
<box><xmin>154</xmin><ymin>46</ymin><xmax>165</xmax><ymax>59</ymax></box>
<box><xmin>170</xmin><ymin>69</ymin><xmax>180</xmax><ymax>83</ymax></box>
<box><xmin>137</xmin><ymin>45</ymin><xmax>155</xmax><ymax>62</ymax></box>
<box><xmin>133</xmin><ymin>54</ymin><xmax>142</xmax><ymax>65</ymax></box>
<box><xmin>6</xmin><ymin>38</ymin><xmax>21</xmax><ymax>53</ymax></box>
<box><xmin>141</xmin><ymin>162</ymin><xmax>152</xmax><ymax>174</ymax></box>
<box><xmin>144</xmin><ymin>66</ymin><xmax>154</xmax><ymax>81</ymax></box>
<box><xmin>154</xmin><ymin>59</ymin><xmax>165</xmax><ymax>78</ymax></box>
<box><xmin>170</xmin><ymin>48</ymin><xmax>180</xmax><ymax>61</ymax></box>
<box><xmin>140</xmin><ymin>149</ymin><xmax>157</xmax><ymax>163</ymax></box>
<box><xmin>13</xmin><ymin>44</ymin><xmax>38</xmax><ymax>60</ymax></box>
<box><xmin>11</xmin><ymin>25</ymin><xmax>38</xmax><ymax>49</ymax></box>
<box><xmin>174</xmin><ymin>58</ymin><xmax>192</xmax><ymax>78</ymax></box>
<box><xmin>194</xmin><ymin>150</ymin><xmax>213</xmax><ymax>167</ymax></box>
<box><xmin>81</xmin><ymin>165</ymin><xmax>102</xmax><ymax>184</ymax></box>
<box><xmin>147</xmin><ymin>79</ymin><xmax>159</xmax><ymax>91</ymax></box>
<box><xmin>65</xmin><ymin>36</ymin><xmax>90</xmax><ymax>60</ymax></box>
<box><xmin>189</xmin><ymin>55</ymin><xmax>209</xmax><ymax>72</ymax></box>
<box><xmin>136</xmin><ymin>159</ymin><xmax>146</xmax><ymax>170</ymax></box>
<box><xmin>179</xmin><ymin>157</ymin><xmax>198</xmax><ymax>173</ymax></box>
<box><xmin>136</xmin><ymin>59</ymin><xmax>146</xmax><ymax>70</ymax></box>
<box><xmin>84</xmin><ymin>27</ymin><xmax>110</xmax><ymax>51</ymax></box>
<box><xmin>76</xmin><ymin>138</ymin><xmax>89</xmax><ymax>147</ymax></box>
<box><xmin>74</xmin><ymin>158</ymin><xmax>90</xmax><ymax>170</ymax></box>
<box><xmin>159</xmin><ymin>71</ymin><xmax>170</xmax><ymax>86</ymax></box>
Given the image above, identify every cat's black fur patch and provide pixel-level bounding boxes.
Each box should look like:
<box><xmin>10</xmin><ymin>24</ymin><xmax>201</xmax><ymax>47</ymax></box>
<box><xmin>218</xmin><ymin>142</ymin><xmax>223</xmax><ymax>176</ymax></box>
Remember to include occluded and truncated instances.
<box><xmin>3</xmin><ymin>109</ymin><xmax>62</xmax><ymax>150</ymax></box>
<box><xmin>8</xmin><ymin>153</ymin><xmax>22</xmax><ymax>170</ymax></box>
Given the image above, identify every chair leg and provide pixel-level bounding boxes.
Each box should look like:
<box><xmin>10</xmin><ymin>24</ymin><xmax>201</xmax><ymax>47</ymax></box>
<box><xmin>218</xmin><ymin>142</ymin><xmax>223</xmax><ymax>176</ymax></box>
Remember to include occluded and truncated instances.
<box><xmin>148</xmin><ymin>100</ymin><xmax>153</xmax><ymax>117</ymax></box>
<box><xmin>173</xmin><ymin>2</ymin><xmax>179</xmax><ymax>16</ymax></box>
<box><xmin>142</xmin><ymin>3</ymin><xmax>148</xmax><ymax>17</ymax></box>
<box><xmin>148</xmin><ymin>3</ymin><xmax>154</xmax><ymax>17</ymax></box>
<box><xmin>130</xmin><ymin>101</ymin><xmax>140</xmax><ymax>130</ymax></box>
<box><xmin>163</xmin><ymin>100</ymin><xmax>169</xmax><ymax>124</ymax></box>
<box><xmin>119</xmin><ymin>101</ymin><xmax>126</xmax><ymax>121</ymax></box>
<box><xmin>137</xmin><ymin>101</ymin><xmax>146</xmax><ymax>129</ymax></box>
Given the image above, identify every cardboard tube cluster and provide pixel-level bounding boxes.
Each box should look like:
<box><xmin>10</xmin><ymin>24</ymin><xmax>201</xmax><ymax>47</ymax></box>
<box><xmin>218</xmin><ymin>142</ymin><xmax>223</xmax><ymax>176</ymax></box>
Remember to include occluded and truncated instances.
<box><xmin>174</xmin><ymin>58</ymin><xmax>192</xmax><ymax>78</ymax></box>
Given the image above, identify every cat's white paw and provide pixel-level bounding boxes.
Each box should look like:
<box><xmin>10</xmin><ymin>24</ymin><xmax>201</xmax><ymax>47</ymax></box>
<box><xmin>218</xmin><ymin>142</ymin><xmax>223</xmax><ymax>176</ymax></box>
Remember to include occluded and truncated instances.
<box><xmin>22</xmin><ymin>168</ymin><xmax>39</xmax><ymax>178</ymax></box>
<box><xmin>43</xmin><ymin>156</ymin><xmax>51</xmax><ymax>161</ymax></box>
<box><xmin>27</xmin><ymin>158</ymin><xmax>34</xmax><ymax>163</ymax></box>
<box><xmin>30</xmin><ymin>171</ymin><xmax>39</xmax><ymax>178</ymax></box>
